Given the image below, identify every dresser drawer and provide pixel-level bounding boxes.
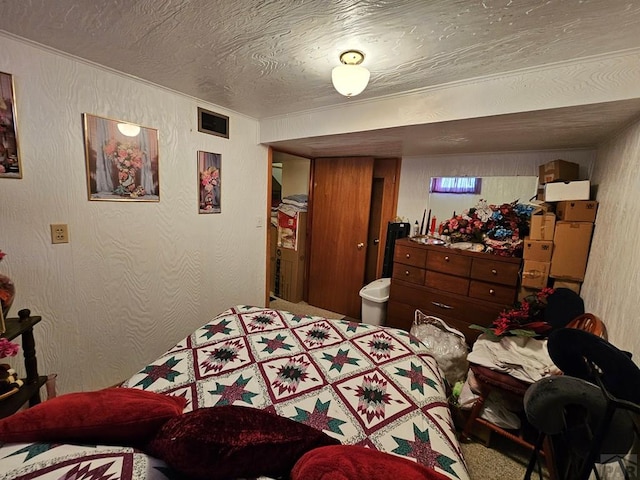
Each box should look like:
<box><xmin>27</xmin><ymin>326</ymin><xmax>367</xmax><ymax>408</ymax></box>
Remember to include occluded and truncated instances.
<box><xmin>470</xmin><ymin>258</ymin><xmax>521</xmax><ymax>286</ymax></box>
<box><xmin>392</xmin><ymin>262</ymin><xmax>426</xmax><ymax>285</ymax></box>
<box><xmin>387</xmin><ymin>299</ymin><xmax>478</xmax><ymax>340</ymax></box>
<box><xmin>468</xmin><ymin>280</ymin><xmax>517</xmax><ymax>305</ymax></box>
<box><xmin>390</xmin><ymin>281</ymin><xmax>501</xmax><ymax>326</ymax></box>
<box><xmin>390</xmin><ymin>238</ymin><xmax>522</xmax><ymax>345</ymax></box>
<box><xmin>426</xmin><ymin>249</ymin><xmax>472</xmax><ymax>277</ymax></box>
<box><xmin>425</xmin><ymin>270</ymin><xmax>469</xmax><ymax>295</ymax></box>
<box><xmin>387</xmin><ymin>289</ymin><xmax>501</xmax><ymax>343</ymax></box>
<box><xmin>394</xmin><ymin>243</ymin><xmax>427</xmax><ymax>268</ymax></box>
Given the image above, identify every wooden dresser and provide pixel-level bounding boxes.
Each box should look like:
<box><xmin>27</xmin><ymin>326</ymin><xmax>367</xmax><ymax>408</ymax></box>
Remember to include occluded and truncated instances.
<box><xmin>387</xmin><ymin>238</ymin><xmax>522</xmax><ymax>343</ymax></box>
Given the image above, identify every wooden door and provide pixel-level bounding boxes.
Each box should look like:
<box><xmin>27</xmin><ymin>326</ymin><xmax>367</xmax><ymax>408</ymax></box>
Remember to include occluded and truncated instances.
<box><xmin>308</xmin><ymin>157</ymin><xmax>374</xmax><ymax>318</ymax></box>
<box><xmin>365</xmin><ymin>178</ymin><xmax>384</xmax><ymax>284</ymax></box>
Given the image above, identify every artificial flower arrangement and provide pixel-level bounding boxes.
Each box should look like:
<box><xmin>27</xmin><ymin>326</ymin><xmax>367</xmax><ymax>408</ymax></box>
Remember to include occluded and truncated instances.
<box><xmin>0</xmin><ymin>338</ymin><xmax>22</xmax><ymax>400</ymax></box>
<box><xmin>0</xmin><ymin>337</ymin><xmax>19</xmax><ymax>359</ymax></box>
<box><xmin>470</xmin><ymin>288</ymin><xmax>555</xmax><ymax>340</ymax></box>
<box><xmin>439</xmin><ymin>199</ymin><xmax>535</xmax><ymax>256</ymax></box>
<box><xmin>103</xmin><ymin>138</ymin><xmax>146</xmax><ymax>197</ymax></box>
<box><xmin>0</xmin><ymin>249</ymin><xmax>15</xmax><ymax>317</ymax></box>
<box><xmin>0</xmin><ymin>249</ymin><xmax>22</xmax><ymax>399</ymax></box>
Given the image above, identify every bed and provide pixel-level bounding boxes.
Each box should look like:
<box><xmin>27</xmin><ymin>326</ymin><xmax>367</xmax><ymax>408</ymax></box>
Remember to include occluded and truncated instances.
<box><xmin>0</xmin><ymin>305</ymin><xmax>470</xmax><ymax>480</ymax></box>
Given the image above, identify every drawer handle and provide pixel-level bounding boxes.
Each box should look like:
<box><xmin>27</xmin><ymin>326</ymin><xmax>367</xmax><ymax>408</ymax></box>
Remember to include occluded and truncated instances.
<box><xmin>431</xmin><ymin>301</ymin><xmax>453</xmax><ymax>310</ymax></box>
<box><xmin>489</xmin><ymin>289</ymin><xmax>495</xmax><ymax>295</ymax></box>
<box><xmin>405</xmin><ymin>253</ymin><xmax>411</xmax><ymax>258</ymax></box>
<box><xmin>491</xmin><ymin>269</ymin><xmax>497</xmax><ymax>275</ymax></box>
<box><xmin>444</xmin><ymin>256</ymin><xmax>450</xmax><ymax>262</ymax></box>
<box><xmin>405</xmin><ymin>270</ymin><xmax>410</xmax><ymax>276</ymax></box>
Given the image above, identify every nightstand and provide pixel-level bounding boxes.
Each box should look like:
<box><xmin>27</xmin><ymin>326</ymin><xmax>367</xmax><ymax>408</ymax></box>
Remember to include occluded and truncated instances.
<box><xmin>0</xmin><ymin>309</ymin><xmax>48</xmax><ymax>418</ymax></box>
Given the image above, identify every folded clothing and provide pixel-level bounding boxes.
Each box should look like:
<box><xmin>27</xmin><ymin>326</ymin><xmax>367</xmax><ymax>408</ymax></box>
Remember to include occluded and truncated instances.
<box><xmin>467</xmin><ymin>334</ymin><xmax>557</xmax><ymax>384</ymax></box>
<box><xmin>283</xmin><ymin>193</ymin><xmax>308</xmax><ymax>204</ymax></box>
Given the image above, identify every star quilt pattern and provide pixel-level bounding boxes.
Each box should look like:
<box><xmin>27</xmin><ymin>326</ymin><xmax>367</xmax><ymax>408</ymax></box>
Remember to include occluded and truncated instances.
<box><xmin>0</xmin><ymin>306</ymin><xmax>469</xmax><ymax>480</ymax></box>
<box><xmin>124</xmin><ymin>305</ymin><xmax>469</xmax><ymax>480</ymax></box>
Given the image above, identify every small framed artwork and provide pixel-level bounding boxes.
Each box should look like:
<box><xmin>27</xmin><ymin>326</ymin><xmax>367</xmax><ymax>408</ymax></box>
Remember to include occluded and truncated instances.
<box><xmin>0</xmin><ymin>71</ymin><xmax>21</xmax><ymax>179</ymax></box>
<box><xmin>198</xmin><ymin>151</ymin><xmax>221</xmax><ymax>214</ymax></box>
<box><xmin>83</xmin><ymin>113</ymin><xmax>160</xmax><ymax>201</ymax></box>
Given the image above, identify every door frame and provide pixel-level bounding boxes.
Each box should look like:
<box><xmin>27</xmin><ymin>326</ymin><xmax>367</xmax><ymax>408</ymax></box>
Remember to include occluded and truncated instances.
<box><xmin>265</xmin><ymin>148</ymin><xmax>401</xmax><ymax>309</ymax></box>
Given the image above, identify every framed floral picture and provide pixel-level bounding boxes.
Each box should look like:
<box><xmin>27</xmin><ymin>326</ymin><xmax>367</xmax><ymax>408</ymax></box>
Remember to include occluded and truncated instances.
<box><xmin>198</xmin><ymin>151</ymin><xmax>221</xmax><ymax>214</ymax></box>
<box><xmin>83</xmin><ymin>113</ymin><xmax>160</xmax><ymax>201</ymax></box>
<box><xmin>0</xmin><ymin>71</ymin><xmax>21</xmax><ymax>179</ymax></box>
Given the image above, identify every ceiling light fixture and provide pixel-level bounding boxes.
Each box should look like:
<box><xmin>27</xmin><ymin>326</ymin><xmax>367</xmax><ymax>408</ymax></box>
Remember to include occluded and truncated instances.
<box><xmin>117</xmin><ymin>122</ymin><xmax>141</xmax><ymax>137</ymax></box>
<box><xmin>331</xmin><ymin>50</ymin><xmax>370</xmax><ymax>97</ymax></box>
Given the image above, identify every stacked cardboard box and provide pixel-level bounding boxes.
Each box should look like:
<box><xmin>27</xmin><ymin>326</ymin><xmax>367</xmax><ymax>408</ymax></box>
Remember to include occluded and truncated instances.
<box><xmin>536</xmin><ymin>159</ymin><xmax>580</xmax><ymax>201</ymax></box>
<box><xmin>526</xmin><ymin>160</ymin><xmax>598</xmax><ymax>293</ymax></box>
<box><xmin>522</xmin><ymin>209</ymin><xmax>555</xmax><ymax>289</ymax></box>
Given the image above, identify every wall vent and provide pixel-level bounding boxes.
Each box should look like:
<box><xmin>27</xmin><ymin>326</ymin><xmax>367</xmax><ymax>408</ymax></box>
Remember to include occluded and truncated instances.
<box><xmin>198</xmin><ymin>107</ymin><xmax>229</xmax><ymax>138</ymax></box>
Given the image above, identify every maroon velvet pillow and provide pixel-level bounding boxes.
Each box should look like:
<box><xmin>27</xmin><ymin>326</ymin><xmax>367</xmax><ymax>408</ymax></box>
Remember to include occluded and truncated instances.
<box><xmin>146</xmin><ymin>405</ymin><xmax>341</xmax><ymax>480</ymax></box>
<box><xmin>0</xmin><ymin>387</ymin><xmax>186</xmax><ymax>446</ymax></box>
<box><xmin>291</xmin><ymin>445</ymin><xmax>452</xmax><ymax>480</ymax></box>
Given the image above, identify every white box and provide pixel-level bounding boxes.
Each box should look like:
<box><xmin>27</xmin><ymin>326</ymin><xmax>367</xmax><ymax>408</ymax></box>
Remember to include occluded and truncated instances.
<box><xmin>544</xmin><ymin>180</ymin><xmax>590</xmax><ymax>202</ymax></box>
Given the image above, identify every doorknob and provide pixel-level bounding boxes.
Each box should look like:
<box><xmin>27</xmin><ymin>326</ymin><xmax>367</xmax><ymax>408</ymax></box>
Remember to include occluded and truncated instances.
<box><xmin>373</xmin><ymin>238</ymin><xmax>380</xmax><ymax>245</ymax></box>
<box><xmin>357</xmin><ymin>242</ymin><xmax>365</xmax><ymax>250</ymax></box>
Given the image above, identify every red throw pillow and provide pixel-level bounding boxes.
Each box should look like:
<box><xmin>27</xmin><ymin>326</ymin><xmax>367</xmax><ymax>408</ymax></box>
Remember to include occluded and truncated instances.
<box><xmin>0</xmin><ymin>387</ymin><xmax>186</xmax><ymax>446</ymax></box>
<box><xmin>291</xmin><ymin>445</ymin><xmax>452</xmax><ymax>480</ymax></box>
<box><xmin>146</xmin><ymin>405</ymin><xmax>341</xmax><ymax>480</ymax></box>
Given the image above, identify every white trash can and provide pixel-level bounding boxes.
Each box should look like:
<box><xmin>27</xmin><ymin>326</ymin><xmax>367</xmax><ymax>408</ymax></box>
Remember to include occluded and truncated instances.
<box><xmin>359</xmin><ymin>278</ymin><xmax>391</xmax><ymax>326</ymax></box>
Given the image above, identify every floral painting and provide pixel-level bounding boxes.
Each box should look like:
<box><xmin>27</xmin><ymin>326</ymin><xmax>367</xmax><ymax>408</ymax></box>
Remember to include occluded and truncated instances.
<box><xmin>0</xmin><ymin>72</ymin><xmax>21</xmax><ymax>179</ymax></box>
<box><xmin>198</xmin><ymin>151</ymin><xmax>221</xmax><ymax>214</ymax></box>
<box><xmin>83</xmin><ymin>113</ymin><xmax>159</xmax><ymax>201</ymax></box>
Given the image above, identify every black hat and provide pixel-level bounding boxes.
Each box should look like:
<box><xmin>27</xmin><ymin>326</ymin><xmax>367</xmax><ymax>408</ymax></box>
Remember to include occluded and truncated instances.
<box><xmin>544</xmin><ymin>288</ymin><xmax>585</xmax><ymax>330</ymax></box>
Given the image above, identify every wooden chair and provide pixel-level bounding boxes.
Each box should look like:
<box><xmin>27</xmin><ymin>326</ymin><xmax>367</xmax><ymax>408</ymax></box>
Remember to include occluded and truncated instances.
<box><xmin>565</xmin><ymin>313</ymin><xmax>607</xmax><ymax>339</ymax></box>
<box><xmin>460</xmin><ymin>314</ymin><xmax>607</xmax><ymax>479</ymax></box>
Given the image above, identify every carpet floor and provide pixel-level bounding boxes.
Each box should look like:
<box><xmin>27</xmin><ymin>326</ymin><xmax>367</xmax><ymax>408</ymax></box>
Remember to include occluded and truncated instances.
<box><xmin>267</xmin><ymin>297</ymin><xmax>549</xmax><ymax>480</ymax></box>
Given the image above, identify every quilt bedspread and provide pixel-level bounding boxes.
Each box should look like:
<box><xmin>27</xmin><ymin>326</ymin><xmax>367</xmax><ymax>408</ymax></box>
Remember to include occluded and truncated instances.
<box><xmin>0</xmin><ymin>305</ymin><xmax>469</xmax><ymax>480</ymax></box>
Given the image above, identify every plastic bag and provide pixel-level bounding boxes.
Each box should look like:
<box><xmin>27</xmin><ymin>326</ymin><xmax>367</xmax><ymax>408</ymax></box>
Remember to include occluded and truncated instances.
<box><xmin>410</xmin><ymin>310</ymin><xmax>469</xmax><ymax>386</ymax></box>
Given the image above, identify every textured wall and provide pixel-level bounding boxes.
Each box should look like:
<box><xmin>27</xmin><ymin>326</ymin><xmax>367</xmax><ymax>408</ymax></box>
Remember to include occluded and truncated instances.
<box><xmin>0</xmin><ymin>36</ymin><xmax>268</xmax><ymax>394</ymax></box>
<box><xmin>398</xmin><ymin>144</ymin><xmax>640</xmax><ymax>360</ymax></box>
<box><xmin>582</xmin><ymin>118</ymin><xmax>640</xmax><ymax>359</ymax></box>
<box><xmin>396</xmin><ymin>149</ymin><xmax>596</xmax><ymax>225</ymax></box>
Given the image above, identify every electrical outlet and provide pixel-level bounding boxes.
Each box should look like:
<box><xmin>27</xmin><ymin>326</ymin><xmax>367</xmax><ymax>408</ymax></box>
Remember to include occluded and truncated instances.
<box><xmin>50</xmin><ymin>224</ymin><xmax>69</xmax><ymax>244</ymax></box>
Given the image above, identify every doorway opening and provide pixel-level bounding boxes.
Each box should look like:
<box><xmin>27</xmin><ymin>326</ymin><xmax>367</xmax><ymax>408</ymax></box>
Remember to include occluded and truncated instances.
<box><xmin>267</xmin><ymin>152</ymin><xmax>400</xmax><ymax>320</ymax></box>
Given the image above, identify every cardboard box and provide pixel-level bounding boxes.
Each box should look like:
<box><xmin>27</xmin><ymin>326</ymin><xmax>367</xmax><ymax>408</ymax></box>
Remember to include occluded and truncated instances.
<box><xmin>544</xmin><ymin>180</ymin><xmax>590</xmax><ymax>202</ymax></box>
<box><xmin>530</xmin><ymin>201</ymin><xmax>554</xmax><ymax>215</ymax></box>
<box><xmin>529</xmin><ymin>212</ymin><xmax>556</xmax><ymax>241</ymax></box>
<box><xmin>538</xmin><ymin>160</ymin><xmax>580</xmax><ymax>184</ymax></box>
<box><xmin>550</xmin><ymin>221</ymin><xmax>594</xmax><ymax>281</ymax></box>
<box><xmin>523</xmin><ymin>238</ymin><xmax>554</xmax><ymax>262</ymax></box>
<box><xmin>521</xmin><ymin>260</ymin><xmax>550</xmax><ymax>289</ymax></box>
<box><xmin>555</xmin><ymin>200</ymin><xmax>598</xmax><ymax>222</ymax></box>
<box><xmin>552</xmin><ymin>279</ymin><xmax>582</xmax><ymax>295</ymax></box>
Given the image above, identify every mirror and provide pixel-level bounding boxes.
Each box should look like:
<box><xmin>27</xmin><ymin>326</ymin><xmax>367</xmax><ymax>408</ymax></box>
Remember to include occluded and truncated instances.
<box><xmin>427</xmin><ymin>176</ymin><xmax>538</xmax><ymax>232</ymax></box>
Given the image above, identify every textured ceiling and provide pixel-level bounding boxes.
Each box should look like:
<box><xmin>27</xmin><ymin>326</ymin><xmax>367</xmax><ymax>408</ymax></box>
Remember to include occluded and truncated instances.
<box><xmin>268</xmin><ymin>99</ymin><xmax>640</xmax><ymax>157</ymax></box>
<box><xmin>2</xmin><ymin>0</ymin><xmax>640</xmax><ymax>155</ymax></box>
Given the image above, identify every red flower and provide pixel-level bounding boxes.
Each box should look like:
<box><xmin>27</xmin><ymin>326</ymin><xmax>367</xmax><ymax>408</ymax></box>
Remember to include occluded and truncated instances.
<box><xmin>471</xmin><ymin>288</ymin><xmax>555</xmax><ymax>339</ymax></box>
<box><xmin>0</xmin><ymin>338</ymin><xmax>20</xmax><ymax>358</ymax></box>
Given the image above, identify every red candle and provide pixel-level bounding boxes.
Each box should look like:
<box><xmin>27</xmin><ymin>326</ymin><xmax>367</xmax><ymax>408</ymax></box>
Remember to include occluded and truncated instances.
<box><xmin>430</xmin><ymin>217</ymin><xmax>437</xmax><ymax>234</ymax></box>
